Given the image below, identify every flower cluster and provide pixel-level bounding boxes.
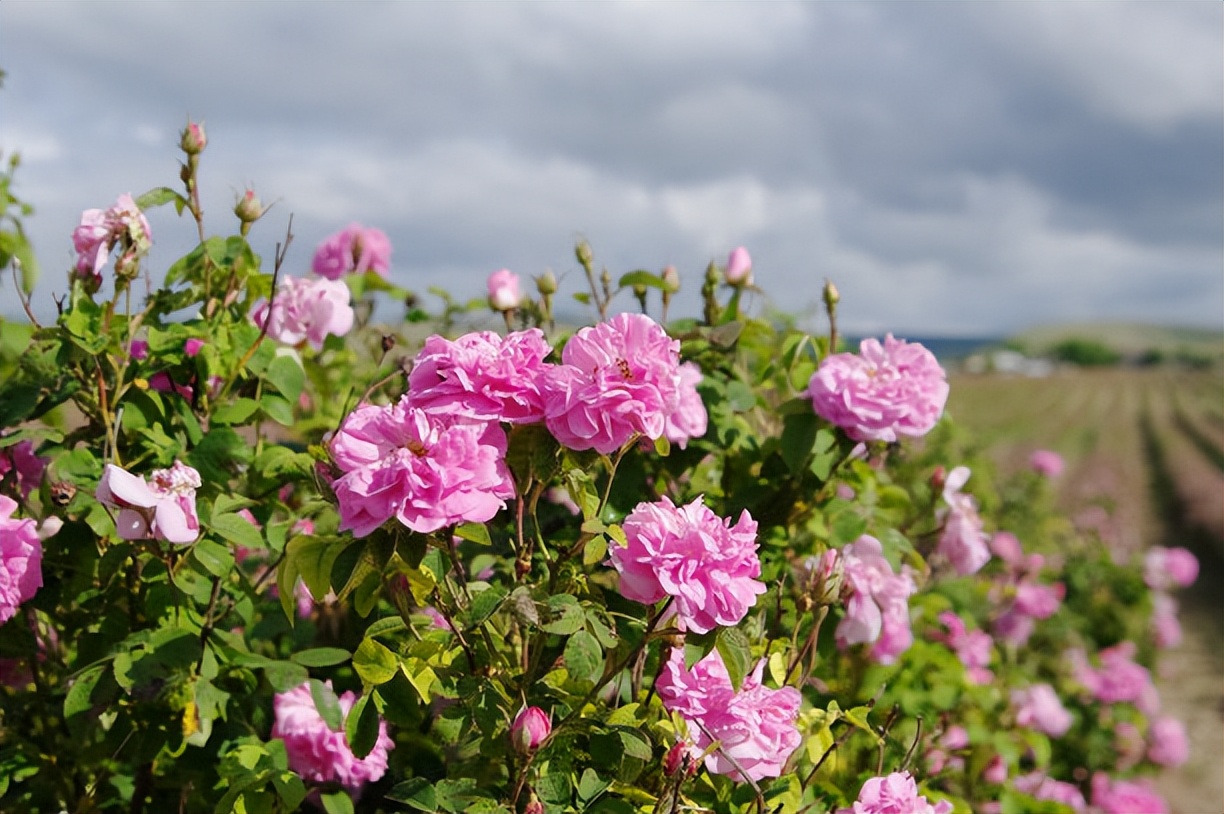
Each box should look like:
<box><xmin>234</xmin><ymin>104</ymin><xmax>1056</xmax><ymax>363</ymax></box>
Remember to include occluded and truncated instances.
<box><xmin>608</xmin><ymin>496</ymin><xmax>765</xmax><ymax>634</ymax></box>
<box><xmin>657</xmin><ymin>648</ymin><xmax>801</xmax><ymax>782</ymax></box>
<box><xmin>311</xmin><ymin>223</ymin><xmax>392</xmax><ymax>279</ymax></box>
<box><xmin>72</xmin><ymin>193</ymin><xmax>152</xmax><ymax>287</ymax></box>
<box><xmin>934</xmin><ymin>466</ymin><xmax>990</xmax><ymax>575</ymax></box>
<box><xmin>929</xmin><ymin>611</ymin><xmax>993</xmax><ymax>684</ymax></box>
<box><xmin>272</xmin><ymin>681</ymin><xmax>393</xmax><ymax>792</ymax></box>
<box><xmin>835</xmin><ymin>535</ymin><xmax>917</xmax><ymax>664</ymax></box>
<box><xmin>252</xmin><ymin>276</ymin><xmax>354</xmax><ymax>350</ymax></box>
<box><xmin>1011</xmin><ymin>683</ymin><xmax>1073</xmax><ymax>737</ymax></box>
<box><xmin>807</xmin><ymin>334</ymin><xmax>948</xmax><ymax>443</ymax></box>
<box><xmin>0</xmin><ymin>497</ymin><xmax>42</xmax><ymax>624</ymax></box>
<box><xmin>838</xmin><ymin>771</ymin><xmax>953</xmax><ymax>814</ymax></box>
<box><xmin>1068</xmin><ymin>641</ymin><xmax>1159</xmax><ymax>714</ymax></box>
<box><xmin>95</xmin><ymin>462</ymin><xmax>201</xmax><ymax>544</ymax></box>
<box><xmin>1089</xmin><ymin>772</ymin><xmax>1168</xmax><ymax>814</ymax></box>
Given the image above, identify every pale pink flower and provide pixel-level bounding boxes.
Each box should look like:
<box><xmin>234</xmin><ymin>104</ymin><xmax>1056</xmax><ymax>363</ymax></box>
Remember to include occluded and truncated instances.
<box><xmin>1013</xmin><ymin>580</ymin><xmax>1064</xmax><ymax>619</ymax></box>
<box><xmin>807</xmin><ymin>334</ymin><xmax>948</xmax><ymax>443</ymax></box>
<box><xmin>328</xmin><ymin>401</ymin><xmax>407</xmax><ymax>474</ymax></box>
<box><xmin>1069</xmin><ymin>642</ymin><xmax>1160</xmax><ymax>714</ymax></box>
<box><xmin>664</xmin><ymin>361</ymin><xmax>708</xmax><ymax>449</ymax></box>
<box><xmin>487</xmin><ymin>268</ymin><xmax>522</xmax><ymax>311</ymax></box>
<box><xmin>935</xmin><ymin>466</ymin><xmax>990</xmax><ymax>575</ymax></box>
<box><xmin>930</xmin><ymin>611</ymin><xmax>993</xmax><ymax>684</ymax></box>
<box><xmin>510</xmin><ymin>706</ymin><xmax>551</xmax><ymax>752</ymax></box>
<box><xmin>331</xmin><ymin>399</ymin><xmax>514</xmax><ymax>537</ymax></box>
<box><xmin>608</xmin><ymin>496</ymin><xmax>765</xmax><ymax>634</ymax></box>
<box><xmin>1013</xmin><ymin>773</ymin><xmax>1086</xmax><ymax>810</ymax></box>
<box><xmin>0</xmin><ymin>496</ymin><xmax>43</xmax><ymax>624</ymax></box>
<box><xmin>407</xmin><ymin>329</ymin><xmax>554</xmax><ymax>424</ymax></box>
<box><xmin>1143</xmin><ymin>546</ymin><xmax>1199</xmax><ymax>591</ymax></box>
<box><xmin>1151</xmin><ymin>593</ymin><xmax>1182</xmax><ymax>648</ymax></box>
<box><xmin>542</xmin><ymin>313</ymin><xmax>682</xmax><ymax>454</ymax></box>
<box><xmin>311</xmin><ymin>224</ymin><xmax>392</xmax><ymax>279</ymax></box>
<box><xmin>725</xmin><ymin>246</ymin><xmax>753</xmax><ymax>286</ymax></box>
<box><xmin>1012</xmin><ymin>683</ymin><xmax>1073</xmax><ymax>737</ymax></box>
<box><xmin>657</xmin><ymin>649</ymin><xmax>801</xmax><ymax>782</ymax></box>
<box><xmin>95</xmin><ymin>462</ymin><xmax>201</xmax><ymax>544</ymax></box>
<box><xmin>837</xmin><ymin>771</ymin><xmax>953</xmax><ymax>814</ymax></box>
<box><xmin>989</xmin><ymin>531</ymin><xmax>1023</xmax><ymax>565</ymax></box>
<box><xmin>1090</xmin><ymin>773</ymin><xmax>1167</xmax><ymax>814</ymax></box>
<box><xmin>272</xmin><ymin>681</ymin><xmax>393</xmax><ymax>792</ymax></box>
<box><xmin>0</xmin><ymin>437</ymin><xmax>46</xmax><ymax>500</ymax></box>
<box><xmin>982</xmin><ymin>754</ymin><xmax>1008</xmax><ymax>785</ymax></box>
<box><xmin>1114</xmin><ymin>721</ymin><xmax>1145</xmax><ymax>770</ymax></box>
<box><xmin>1147</xmin><ymin>716</ymin><xmax>1189</xmax><ymax>767</ymax></box>
<box><xmin>1029</xmin><ymin>449</ymin><xmax>1064</xmax><ymax>477</ymax></box>
<box><xmin>252</xmin><ymin>276</ymin><xmax>354</xmax><ymax>350</ymax></box>
<box><xmin>72</xmin><ymin>193</ymin><xmax>152</xmax><ymax>285</ymax></box>
<box><xmin>836</xmin><ymin>535</ymin><xmax>917</xmax><ymax>664</ymax></box>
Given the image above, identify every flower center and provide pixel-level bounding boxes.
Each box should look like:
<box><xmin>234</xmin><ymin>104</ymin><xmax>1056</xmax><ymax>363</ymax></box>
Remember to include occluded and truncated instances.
<box><xmin>406</xmin><ymin>439</ymin><xmax>429</xmax><ymax>457</ymax></box>
<box><xmin>616</xmin><ymin>358</ymin><xmax>633</xmax><ymax>380</ymax></box>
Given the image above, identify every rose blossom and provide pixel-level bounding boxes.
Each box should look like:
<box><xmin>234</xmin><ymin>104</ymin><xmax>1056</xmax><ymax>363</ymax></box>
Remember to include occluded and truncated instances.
<box><xmin>608</xmin><ymin>496</ymin><xmax>765</xmax><ymax>634</ymax></box>
<box><xmin>0</xmin><ymin>437</ymin><xmax>46</xmax><ymax>500</ymax></box>
<box><xmin>807</xmin><ymin>334</ymin><xmax>948</xmax><ymax>443</ymax></box>
<box><xmin>1146</xmin><ymin>716</ymin><xmax>1189</xmax><ymax>767</ymax></box>
<box><xmin>725</xmin><ymin>246</ymin><xmax>753</xmax><ymax>286</ymax></box>
<box><xmin>407</xmin><ymin>329</ymin><xmax>553</xmax><ymax>424</ymax></box>
<box><xmin>510</xmin><ymin>706</ymin><xmax>551</xmax><ymax>752</ymax></box>
<box><xmin>1068</xmin><ymin>642</ymin><xmax>1159</xmax><ymax>714</ymax></box>
<box><xmin>663</xmin><ymin>361</ymin><xmax>708</xmax><ymax>449</ymax></box>
<box><xmin>929</xmin><ymin>611</ymin><xmax>993</xmax><ymax>684</ymax></box>
<box><xmin>656</xmin><ymin>648</ymin><xmax>801</xmax><ymax>782</ymax></box>
<box><xmin>836</xmin><ymin>535</ymin><xmax>917</xmax><ymax>664</ymax></box>
<box><xmin>0</xmin><ymin>496</ymin><xmax>43</xmax><ymax>624</ymax></box>
<box><xmin>311</xmin><ymin>223</ymin><xmax>392</xmax><ymax>279</ymax></box>
<box><xmin>1013</xmin><ymin>772</ymin><xmax>1086</xmax><ymax>810</ymax></box>
<box><xmin>1012</xmin><ymin>683</ymin><xmax>1073</xmax><ymax>737</ymax></box>
<box><xmin>542</xmin><ymin>313</ymin><xmax>682</xmax><ymax>454</ymax></box>
<box><xmin>837</xmin><ymin>771</ymin><xmax>953</xmax><ymax>814</ymax></box>
<box><xmin>184</xmin><ymin>338</ymin><xmax>205</xmax><ymax>357</ymax></box>
<box><xmin>331</xmin><ymin>399</ymin><xmax>515</xmax><ymax>537</ymax></box>
<box><xmin>1143</xmin><ymin>546</ymin><xmax>1199</xmax><ymax>591</ymax></box>
<box><xmin>989</xmin><ymin>531</ymin><xmax>1023</xmax><ymax>565</ymax></box>
<box><xmin>487</xmin><ymin>268</ymin><xmax>522</xmax><ymax>311</ymax></box>
<box><xmin>935</xmin><ymin>466</ymin><xmax>991</xmax><ymax>575</ymax></box>
<box><xmin>72</xmin><ymin>193</ymin><xmax>153</xmax><ymax>285</ymax></box>
<box><xmin>252</xmin><ymin>276</ymin><xmax>354</xmax><ymax>350</ymax></box>
<box><xmin>272</xmin><ymin>681</ymin><xmax>393</xmax><ymax>792</ymax></box>
<box><xmin>1029</xmin><ymin>449</ymin><xmax>1064</xmax><ymax>477</ymax></box>
<box><xmin>95</xmin><ymin>462</ymin><xmax>201</xmax><ymax>544</ymax></box>
<box><xmin>1090</xmin><ymin>773</ymin><xmax>1167</xmax><ymax>814</ymax></box>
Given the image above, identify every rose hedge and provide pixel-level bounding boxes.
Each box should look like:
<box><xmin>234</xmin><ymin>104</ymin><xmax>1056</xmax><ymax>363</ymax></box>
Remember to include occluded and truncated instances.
<box><xmin>0</xmin><ymin>125</ymin><xmax>1194</xmax><ymax>814</ymax></box>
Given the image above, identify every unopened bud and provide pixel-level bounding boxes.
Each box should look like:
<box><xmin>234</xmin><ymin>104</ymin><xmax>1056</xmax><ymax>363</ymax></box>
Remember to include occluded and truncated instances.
<box><xmin>524</xmin><ymin>800</ymin><xmax>545</xmax><ymax>814</ymax></box>
<box><xmin>575</xmin><ymin>240</ymin><xmax>594</xmax><ymax>270</ymax></box>
<box><xmin>661</xmin><ymin>265</ymin><xmax>680</xmax><ymax>293</ymax></box>
<box><xmin>804</xmin><ymin>548</ymin><xmax>844</xmax><ymax>607</ymax></box>
<box><xmin>510</xmin><ymin>706</ymin><xmax>552</xmax><ymax>753</ymax></box>
<box><xmin>823</xmin><ymin>279</ymin><xmax>840</xmax><ymax>308</ymax></box>
<box><xmin>536</xmin><ymin>269</ymin><xmax>558</xmax><ymax>296</ymax></box>
<box><xmin>725</xmin><ymin>246</ymin><xmax>753</xmax><ymax>287</ymax></box>
<box><xmin>930</xmin><ymin>466</ymin><xmax>946</xmax><ymax>492</ymax></box>
<box><xmin>234</xmin><ymin>189</ymin><xmax>264</xmax><ymax>224</ymax></box>
<box><xmin>664</xmin><ymin>741</ymin><xmax>693</xmax><ymax>777</ymax></box>
<box><xmin>180</xmin><ymin>121</ymin><xmax>207</xmax><ymax>155</ymax></box>
<box><xmin>381</xmin><ymin>334</ymin><xmax>396</xmax><ymax>354</ymax></box>
<box><xmin>704</xmin><ymin>261</ymin><xmax>719</xmax><ymax>286</ymax></box>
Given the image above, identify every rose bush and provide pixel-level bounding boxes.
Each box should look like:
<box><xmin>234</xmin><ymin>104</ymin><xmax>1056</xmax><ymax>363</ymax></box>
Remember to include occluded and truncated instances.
<box><xmin>0</xmin><ymin>124</ymin><xmax>1198</xmax><ymax>814</ymax></box>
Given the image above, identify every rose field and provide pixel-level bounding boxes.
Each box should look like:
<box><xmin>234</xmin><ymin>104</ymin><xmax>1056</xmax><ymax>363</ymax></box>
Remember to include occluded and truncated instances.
<box><xmin>0</xmin><ymin>125</ymin><xmax>1219</xmax><ymax>814</ymax></box>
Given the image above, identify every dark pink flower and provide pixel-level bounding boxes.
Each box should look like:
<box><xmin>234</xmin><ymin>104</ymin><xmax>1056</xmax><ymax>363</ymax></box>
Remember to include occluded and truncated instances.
<box><xmin>807</xmin><ymin>334</ymin><xmax>948</xmax><ymax>443</ymax></box>
<box><xmin>1147</xmin><ymin>716</ymin><xmax>1189</xmax><ymax>767</ymax></box>
<box><xmin>725</xmin><ymin>246</ymin><xmax>753</xmax><ymax>286</ymax></box>
<box><xmin>836</xmin><ymin>535</ymin><xmax>917</xmax><ymax>664</ymax></box>
<box><xmin>272</xmin><ymin>681</ymin><xmax>393</xmax><ymax>792</ymax></box>
<box><xmin>664</xmin><ymin>361</ymin><xmax>708</xmax><ymax>449</ymax></box>
<box><xmin>184</xmin><ymin>338</ymin><xmax>205</xmax><ymax>357</ymax></box>
<box><xmin>510</xmin><ymin>706</ymin><xmax>551</xmax><ymax>752</ymax></box>
<box><xmin>609</xmin><ymin>496</ymin><xmax>765</xmax><ymax>634</ymax></box>
<box><xmin>0</xmin><ymin>437</ymin><xmax>47</xmax><ymax>500</ymax></box>
<box><xmin>935</xmin><ymin>466</ymin><xmax>991</xmax><ymax>575</ymax></box>
<box><xmin>129</xmin><ymin>339</ymin><xmax>149</xmax><ymax>361</ymax></box>
<box><xmin>1029</xmin><ymin>449</ymin><xmax>1064</xmax><ymax>477</ymax></box>
<box><xmin>0</xmin><ymin>496</ymin><xmax>42</xmax><ymax>624</ymax></box>
<box><xmin>542</xmin><ymin>313</ymin><xmax>682</xmax><ymax>453</ymax></box>
<box><xmin>1090</xmin><ymin>773</ymin><xmax>1167</xmax><ymax>814</ymax></box>
<box><xmin>837</xmin><ymin>771</ymin><xmax>953</xmax><ymax>814</ymax></box>
<box><xmin>1012</xmin><ymin>683</ymin><xmax>1073</xmax><ymax>737</ymax></box>
<box><xmin>487</xmin><ymin>268</ymin><xmax>522</xmax><ymax>311</ymax></box>
<box><xmin>1143</xmin><ymin>546</ymin><xmax>1198</xmax><ymax>591</ymax></box>
<box><xmin>95</xmin><ymin>462</ymin><xmax>201</xmax><ymax>544</ymax></box>
<box><xmin>311</xmin><ymin>224</ymin><xmax>392</xmax><ymax>279</ymax></box>
<box><xmin>407</xmin><ymin>329</ymin><xmax>554</xmax><ymax>424</ymax></box>
<box><xmin>252</xmin><ymin>276</ymin><xmax>354</xmax><ymax>350</ymax></box>
<box><xmin>657</xmin><ymin>649</ymin><xmax>801</xmax><ymax>782</ymax></box>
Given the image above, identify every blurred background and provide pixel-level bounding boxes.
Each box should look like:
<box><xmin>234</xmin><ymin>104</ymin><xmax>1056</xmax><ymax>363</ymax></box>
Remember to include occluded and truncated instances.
<box><xmin>0</xmin><ymin>3</ymin><xmax>1220</xmax><ymax>337</ymax></box>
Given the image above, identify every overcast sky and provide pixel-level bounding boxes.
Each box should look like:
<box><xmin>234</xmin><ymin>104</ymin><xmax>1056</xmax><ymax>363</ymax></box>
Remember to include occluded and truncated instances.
<box><xmin>2</xmin><ymin>2</ymin><xmax>1221</xmax><ymax>336</ymax></box>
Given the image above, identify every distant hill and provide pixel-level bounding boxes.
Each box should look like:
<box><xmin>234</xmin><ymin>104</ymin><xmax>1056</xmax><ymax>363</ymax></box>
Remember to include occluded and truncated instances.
<box><xmin>1009</xmin><ymin>322</ymin><xmax>1223</xmax><ymax>366</ymax></box>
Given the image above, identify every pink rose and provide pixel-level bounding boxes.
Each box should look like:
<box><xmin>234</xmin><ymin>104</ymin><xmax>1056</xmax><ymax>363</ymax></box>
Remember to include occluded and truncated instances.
<box><xmin>982</xmin><ymin>755</ymin><xmax>1008</xmax><ymax>785</ymax></box>
<box><xmin>487</xmin><ymin>268</ymin><xmax>522</xmax><ymax>311</ymax></box>
<box><xmin>608</xmin><ymin>496</ymin><xmax>765</xmax><ymax>634</ymax></box>
<box><xmin>1012</xmin><ymin>683</ymin><xmax>1073</xmax><ymax>737</ymax></box>
<box><xmin>1147</xmin><ymin>716</ymin><xmax>1189</xmax><ymax>767</ymax></box>
<box><xmin>837</xmin><ymin>771</ymin><xmax>953</xmax><ymax>814</ymax></box>
<box><xmin>407</xmin><ymin>329</ymin><xmax>554</xmax><ymax>424</ymax></box>
<box><xmin>71</xmin><ymin>193</ymin><xmax>153</xmax><ymax>286</ymax></box>
<box><xmin>95</xmin><ymin>462</ymin><xmax>201</xmax><ymax>545</ymax></box>
<box><xmin>542</xmin><ymin>313</ymin><xmax>682</xmax><ymax>453</ymax></box>
<box><xmin>1143</xmin><ymin>546</ymin><xmax>1199</xmax><ymax>591</ymax></box>
<box><xmin>184</xmin><ymin>338</ymin><xmax>205</xmax><ymax>357</ymax></box>
<box><xmin>1013</xmin><ymin>773</ymin><xmax>1086</xmax><ymax>810</ymax></box>
<box><xmin>935</xmin><ymin>466</ymin><xmax>991</xmax><ymax>575</ymax></box>
<box><xmin>332</xmin><ymin>400</ymin><xmax>514</xmax><ymax>537</ymax></box>
<box><xmin>989</xmin><ymin>531</ymin><xmax>1023</xmax><ymax>565</ymax></box>
<box><xmin>836</xmin><ymin>535</ymin><xmax>917</xmax><ymax>664</ymax></box>
<box><xmin>1069</xmin><ymin>642</ymin><xmax>1159</xmax><ymax>714</ymax></box>
<box><xmin>807</xmin><ymin>334</ymin><xmax>948</xmax><ymax>443</ymax></box>
<box><xmin>0</xmin><ymin>496</ymin><xmax>43</xmax><ymax>624</ymax></box>
<box><xmin>930</xmin><ymin>611</ymin><xmax>993</xmax><ymax>684</ymax></box>
<box><xmin>1029</xmin><ymin>449</ymin><xmax>1064</xmax><ymax>477</ymax></box>
<box><xmin>0</xmin><ymin>437</ymin><xmax>47</xmax><ymax>500</ymax></box>
<box><xmin>657</xmin><ymin>649</ymin><xmax>801</xmax><ymax>782</ymax></box>
<box><xmin>1090</xmin><ymin>773</ymin><xmax>1167</xmax><ymax>814</ymax></box>
<box><xmin>510</xmin><ymin>706</ymin><xmax>551</xmax><ymax>752</ymax></box>
<box><xmin>311</xmin><ymin>224</ymin><xmax>392</xmax><ymax>279</ymax></box>
<box><xmin>252</xmin><ymin>276</ymin><xmax>354</xmax><ymax>350</ymax></box>
<box><xmin>725</xmin><ymin>246</ymin><xmax>753</xmax><ymax>286</ymax></box>
<box><xmin>663</xmin><ymin>361</ymin><xmax>708</xmax><ymax>449</ymax></box>
<box><xmin>272</xmin><ymin>681</ymin><xmax>393</xmax><ymax>792</ymax></box>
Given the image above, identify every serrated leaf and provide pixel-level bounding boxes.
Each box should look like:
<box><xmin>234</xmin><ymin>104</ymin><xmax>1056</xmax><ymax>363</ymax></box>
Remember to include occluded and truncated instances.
<box><xmin>388</xmin><ymin>778</ymin><xmax>437</xmax><ymax>811</ymax></box>
<box><xmin>210</xmin><ymin>513</ymin><xmax>263</xmax><ymax>549</ymax></box>
<box><xmin>618</xmin><ymin>728</ymin><xmax>652</xmax><ymax>760</ymax></box>
<box><xmin>345</xmin><ymin>691</ymin><xmax>382</xmax><ymax>759</ymax></box>
<box><xmin>320</xmin><ymin>789</ymin><xmax>355</xmax><ymax>814</ymax></box>
<box><xmin>564</xmin><ymin>630</ymin><xmax>604</xmax><ymax>684</ymax></box>
<box><xmin>466</xmin><ymin>585</ymin><xmax>507</xmax><ymax>628</ymax></box>
<box><xmin>454</xmin><ymin>522</ymin><xmax>491</xmax><ymax>545</ymax></box>
<box><xmin>780</xmin><ymin>412</ymin><xmax>820</xmax><ymax>474</ymax></box>
<box><xmin>542</xmin><ymin>594</ymin><xmax>585</xmax><ymax>635</ymax></box>
<box><xmin>684</xmin><ymin>630</ymin><xmax>717</xmax><ymax>670</ymax></box>
<box><xmin>211</xmin><ymin>398</ymin><xmax>260</xmax><ymax>426</ymax></box>
<box><xmin>192</xmin><ymin>539</ymin><xmax>235</xmax><ymax>577</ymax></box>
<box><xmin>583</xmin><ymin>535</ymin><xmax>608</xmax><ymax>566</ymax></box>
<box><xmin>606</xmin><ymin>703</ymin><xmax>640</xmax><ymax>726</ymax></box>
<box><xmin>578</xmin><ymin>767</ymin><xmax>611</xmax><ymax>802</ymax></box>
<box><xmin>353</xmin><ymin>638</ymin><xmax>399</xmax><ymax>686</ymax></box>
<box><xmin>715</xmin><ymin>626</ymin><xmax>753</xmax><ymax>691</ymax></box>
<box><xmin>309</xmin><ymin>678</ymin><xmax>345</xmax><ymax>733</ymax></box>
<box><xmin>266</xmin><ymin>354</ymin><xmax>305</xmax><ymax>403</ymax></box>
<box><xmin>64</xmin><ymin>664</ymin><xmax>107</xmax><ymax>719</ymax></box>
<box><xmin>291</xmin><ymin>648</ymin><xmax>352</xmax><ymax>668</ymax></box>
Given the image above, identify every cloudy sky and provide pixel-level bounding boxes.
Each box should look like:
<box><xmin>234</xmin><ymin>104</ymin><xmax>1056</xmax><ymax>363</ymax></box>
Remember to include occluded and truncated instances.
<box><xmin>2</xmin><ymin>2</ymin><xmax>1220</xmax><ymax>336</ymax></box>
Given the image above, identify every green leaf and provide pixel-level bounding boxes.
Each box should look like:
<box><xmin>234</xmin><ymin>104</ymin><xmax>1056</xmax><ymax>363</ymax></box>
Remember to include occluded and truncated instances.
<box><xmin>583</xmin><ymin>535</ymin><xmax>608</xmax><ymax>566</ymax></box>
<box><xmin>617</xmin><ymin>270</ymin><xmax>668</xmax><ymax>290</ymax></box>
<box><xmin>542</xmin><ymin>594</ymin><xmax>585</xmax><ymax>635</ymax></box>
<box><xmin>211</xmin><ymin>398</ymin><xmax>260</xmax><ymax>426</ymax></box>
<box><xmin>453</xmin><ymin>521</ymin><xmax>491</xmax><ymax>546</ymax></box>
<box><xmin>564</xmin><ymin>630</ymin><xmax>603</xmax><ymax>684</ymax></box>
<box><xmin>353</xmin><ymin>638</ymin><xmax>399</xmax><ymax>686</ymax></box>
<box><xmin>260</xmin><ymin>393</ymin><xmax>294</xmax><ymax>425</ymax></box>
<box><xmin>388</xmin><ymin>778</ymin><xmax>438</xmax><ymax>811</ymax></box>
<box><xmin>309</xmin><ymin>678</ymin><xmax>345</xmax><ymax>733</ymax></box>
<box><xmin>262</xmin><ymin>660</ymin><xmax>309</xmax><ymax>693</ymax></box>
<box><xmin>192</xmin><ymin>539</ymin><xmax>235</xmax><ymax>578</ymax></box>
<box><xmin>287</xmin><ymin>535</ymin><xmax>352</xmax><ymax>604</ymax></box>
<box><xmin>64</xmin><ymin>664</ymin><xmax>108</xmax><ymax>719</ymax></box>
<box><xmin>319</xmin><ymin>789</ymin><xmax>355</xmax><ymax>814</ymax></box>
<box><xmin>210</xmin><ymin>512</ymin><xmax>263</xmax><ymax>549</ymax></box>
<box><xmin>265</xmin><ymin>353</ymin><xmax>305</xmax><ymax>403</ymax></box>
<box><xmin>465</xmin><ymin>584</ymin><xmax>507</xmax><ymax>628</ymax></box>
<box><xmin>345</xmin><ymin>692</ymin><xmax>382</xmax><ymax>759</ymax></box>
<box><xmin>134</xmin><ymin>186</ymin><xmax>188</xmax><ymax>212</ymax></box>
<box><xmin>780</xmin><ymin>412</ymin><xmax>820</xmax><ymax>474</ymax></box>
<box><xmin>684</xmin><ymin>630</ymin><xmax>717</xmax><ymax>670</ymax></box>
<box><xmin>715</xmin><ymin>626</ymin><xmax>753</xmax><ymax>691</ymax></box>
<box><xmin>726</xmin><ymin>379</ymin><xmax>756</xmax><ymax>412</ymax></box>
<box><xmin>577</xmin><ymin>768</ymin><xmax>611</xmax><ymax>802</ymax></box>
<box><xmin>291</xmin><ymin>648</ymin><xmax>352</xmax><ymax>668</ymax></box>
<box><xmin>617</xmin><ymin>728</ymin><xmax>652</xmax><ymax>761</ymax></box>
